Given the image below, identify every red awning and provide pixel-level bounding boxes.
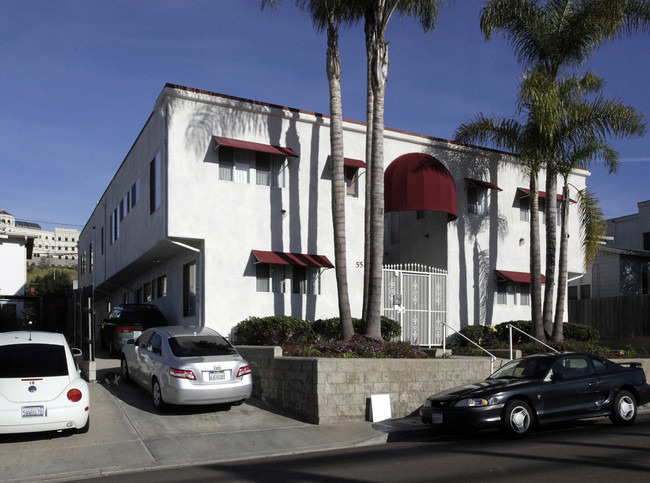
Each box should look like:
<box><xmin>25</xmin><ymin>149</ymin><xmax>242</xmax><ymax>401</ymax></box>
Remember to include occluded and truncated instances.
<box><xmin>518</xmin><ymin>188</ymin><xmax>575</xmax><ymax>203</ymax></box>
<box><xmin>496</xmin><ymin>270</ymin><xmax>546</xmax><ymax>284</ymax></box>
<box><xmin>213</xmin><ymin>136</ymin><xmax>298</xmax><ymax>158</ymax></box>
<box><xmin>252</xmin><ymin>250</ymin><xmax>334</xmax><ymax>268</ymax></box>
<box><xmin>465</xmin><ymin>178</ymin><xmax>502</xmax><ymax>191</ymax></box>
<box><xmin>344</xmin><ymin>158</ymin><xmax>366</xmax><ymax>169</ymax></box>
<box><xmin>384</xmin><ymin>153</ymin><xmax>457</xmax><ymax>221</ymax></box>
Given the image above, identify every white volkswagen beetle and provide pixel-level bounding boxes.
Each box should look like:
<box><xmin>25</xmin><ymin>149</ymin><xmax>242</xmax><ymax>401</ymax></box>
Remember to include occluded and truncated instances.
<box><xmin>0</xmin><ymin>331</ymin><xmax>90</xmax><ymax>434</ymax></box>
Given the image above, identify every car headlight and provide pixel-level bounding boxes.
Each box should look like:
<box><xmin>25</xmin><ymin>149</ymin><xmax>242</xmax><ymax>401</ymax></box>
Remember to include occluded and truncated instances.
<box><xmin>424</xmin><ymin>399</ymin><xmax>433</xmax><ymax>408</ymax></box>
<box><xmin>454</xmin><ymin>398</ymin><xmax>489</xmax><ymax>408</ymax></box>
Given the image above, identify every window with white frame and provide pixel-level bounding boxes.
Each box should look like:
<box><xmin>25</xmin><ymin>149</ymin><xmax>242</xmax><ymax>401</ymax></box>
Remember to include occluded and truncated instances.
<box><xmin>467</xmin><ymin>186</ymin><xmax>488</xmax><ymax>215</ymax></box>
<box><xmin>256</xmin><ymin>264</ymin><xmax>287</xmax><ymax>293</ymax></box>
<box><xmin>497</xmin><ymin>281</ymin><xmax>531</xmax><ymax>305</ymax></box>
<box><xmin>219</xmin><ymin>147</ymin><xmax>286</xmax><ymax>188</ymax></box>
<box><xmin>519</xmin><ymin>194</ymin><xmax>530</xmax><ymax>222</ymax></box>
<box><xmin>150</xmin><ymin>153</ymin><xmax>161</xmax><ymax>214</ymax></box>
<box><xmin>292</xmin><ymin>266</ymin><xmax>321</xmax><ymax>295</ymax></box>
<box><xmin>345</xmin><ymin>166</ymin><xmax>359</xmax><ymax>197</ymax></box>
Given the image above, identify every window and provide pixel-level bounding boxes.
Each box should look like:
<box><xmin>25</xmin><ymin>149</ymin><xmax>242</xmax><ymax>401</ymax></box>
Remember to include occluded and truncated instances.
<box><xmin>519</xmin><ymin>194</ymin><xmax>530</xmax><ymax>222</ymax></box>
<box><xmin>144</xmin><ymin>281</ymin><xmax>152</xmax><ymax>302</ymax></box>
<box><xmin>644</xmin><ymin>232</ymin><xmax>650</xmax><ymax>251</ymax></box>
<box><xmin>220</xmin><ymin>148</ymin><xmax>285</xmax><ymax>187</ymax></box>
<box><xmin>256</xmin><ymin>153</ymin><xmax>271</xmax><ymax>186</ymax></box>
<box><xmin>467</xmin><ymin>186</ymin><xmax>487</xmax><ymax>215</ymax></box>
<box><xmin>234</xmin><ymin>150</ymin><xmax>252</xmax><ymax>184</ymax></box>
<box><xmin>156</xmin><ymin>275</ymin><xmax>167</xmax><ymax>298</ymax></box>
<box><xmin>256</xmin><ymin>264</ymin><xmax>270</xmax><ymax>292</ymax></box>
<box><xmin>497</xmin><ymin>281</ymin><xmax>530</xmax><ymax>305</ymax></box>
<box><xmin>101</xmin><ymin>227</ymin><xmax>104</xmax><ymax>255</ymax></box>
<box><xmin>150</xmin><ymin>153</ymin><xmax>161</xmax><ymax>214</ymax></box>
<box><xmin>89</xmin><ymin>243</ymin><xmax>93</xmax><ymax>274</ymax></box>
<box><xmin>292</xmin><ymin>266</ymin><xmax>320</xmax><ymax>295</ymax></box>
<box><xmin>183</xmin><ymin>261</ymin><xmax>197</xmax><ymax>317</ymax></box>
<box><xmin>131</xmin><ymin>180</ymin><xmax>140</xmax><ymax>209</ymax></box>
<box><xmin>345</xmin><ymin>166</ymin><xmax>359</xmax><ymax>197</ymax></box>
<box><xmin>256</xmin><ymin>264</ymin><xmax>286</xmax><ymax>293</ymax></box>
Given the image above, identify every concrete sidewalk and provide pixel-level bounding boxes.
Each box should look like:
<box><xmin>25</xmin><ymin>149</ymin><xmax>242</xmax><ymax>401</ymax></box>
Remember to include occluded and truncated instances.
<box><xmin>0</xmin><ymin>377</ymin><xmax>388</xmax><ymax>482</ymax></box>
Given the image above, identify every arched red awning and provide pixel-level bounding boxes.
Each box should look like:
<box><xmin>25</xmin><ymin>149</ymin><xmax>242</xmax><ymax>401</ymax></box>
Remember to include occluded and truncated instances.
<box><xmin>384</xmin><ymin>153</ymin><xmax>457</xmax><ymax>221</ymax></box>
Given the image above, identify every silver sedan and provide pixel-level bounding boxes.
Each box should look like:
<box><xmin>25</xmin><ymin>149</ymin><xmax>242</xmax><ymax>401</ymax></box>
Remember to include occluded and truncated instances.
<box><xmin>120</xmin><ymin>326</ymin><xmax>252</xmax><ymax>410</ymax></box>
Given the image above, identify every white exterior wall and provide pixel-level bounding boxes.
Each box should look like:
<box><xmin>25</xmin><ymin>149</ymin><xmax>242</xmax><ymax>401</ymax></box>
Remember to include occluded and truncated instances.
<box><xmin>0</xmin><ymin>237</ymin><xmax>27</xmax><ymax>296</ymax></box>
<box><xmin>79</xmin><ymin>84</ymin><xmax>588</xmax><ymax>341</ymax></box>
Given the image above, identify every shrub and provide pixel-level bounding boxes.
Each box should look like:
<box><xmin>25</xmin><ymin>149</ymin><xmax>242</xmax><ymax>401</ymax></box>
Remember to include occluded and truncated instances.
<box><xmin>309</xmin><ymin>335</ymin><xmax>427</xmax><ymax>358</ymax></box>
<box><xmin>494</xmin><ymin>321</ymin><xmax>532</xmax><ymax>343</ymax></box>
<box><xmin>312</xmin><ymin>316</ymin><xmax>402</xmax><ymax>342</ymax></box>
<box><xmin>235</xmin><ymin>316</ymin><xmax>312</xmax><ymax>345</ymax></box>
<box><xmin>563</xmin><ymin>323</ymin><xmax>600</xmax><ymax>342</ymax></box>
<box><xmin>458</xmin><ymin>325</ymin><xmax>498</xmax><ymax>346</ymax></box>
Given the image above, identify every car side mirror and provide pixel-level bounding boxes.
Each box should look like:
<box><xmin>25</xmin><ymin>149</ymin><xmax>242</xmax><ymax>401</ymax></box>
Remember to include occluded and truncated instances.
<box><xmin>126</xmin><ymin>339</ymin><xmax>135</xmax><ymax>345</ymax></box>
<box><xmin>551</xmin><ymin>372</ymin><xmax>564</xmax><ymax>382</ymax></box>
<box><xmin>71</xmin><ymin>347</ymin><xmax>82</xmax><ymax>358</ymax></box>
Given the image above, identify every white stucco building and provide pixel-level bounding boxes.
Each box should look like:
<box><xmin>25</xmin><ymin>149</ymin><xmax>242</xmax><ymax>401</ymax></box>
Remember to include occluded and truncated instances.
<box><xmin>0</xmin><ymin>211</ymin><xmax>35</xmax><ymax>325</ymax></box>
<box><xmin>78</xmin><ymin>84</ymin><xmax>587</xmax><ymax>344</ymax></box>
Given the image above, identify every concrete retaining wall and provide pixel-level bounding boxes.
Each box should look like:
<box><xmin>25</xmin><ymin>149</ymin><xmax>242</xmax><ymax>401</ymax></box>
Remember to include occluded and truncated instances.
<box><xmin>237</xmin><ymin>346</ymin><xmax>497</xmax><ymax>424</ymax></box>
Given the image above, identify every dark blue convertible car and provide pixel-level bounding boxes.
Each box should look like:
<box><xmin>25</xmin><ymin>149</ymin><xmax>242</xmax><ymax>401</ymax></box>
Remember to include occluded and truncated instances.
<box><xmin>420</xmin><ymin>352</ymin><xmax>650</xmax><ymax>437</ymax></box>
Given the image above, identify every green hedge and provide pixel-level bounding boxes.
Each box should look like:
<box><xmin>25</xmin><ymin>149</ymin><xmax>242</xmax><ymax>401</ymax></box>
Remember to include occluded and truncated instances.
<box><xmin>236</xmin><ymin>315</ymin><xmax>402</xmax><ymax>345</ymax></box>
<box><xmin>235</xmin><ymin>316</ymin><xmax>312</xmax><ymax>345</ymax></box>
<box><xmin>458</xmin><ymin>321</ymin><xmax>599</xmax><ymax>346</ymax></box>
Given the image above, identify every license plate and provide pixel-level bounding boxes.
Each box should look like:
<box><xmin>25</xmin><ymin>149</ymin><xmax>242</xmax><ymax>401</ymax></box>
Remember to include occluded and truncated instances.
<box><xmin>207</xmin><ymin>371</ymin><xmax>225</xmax><ymax>381</ymax></box>
<box><xmin>22</xmin><ymin>406</ymin><xmax>45</xmax><ymax>417</ymax></box>
<box><xmin>431</xmin><ymin>412</ymin><xmax>443</xmax><ymax>424</ymax></box>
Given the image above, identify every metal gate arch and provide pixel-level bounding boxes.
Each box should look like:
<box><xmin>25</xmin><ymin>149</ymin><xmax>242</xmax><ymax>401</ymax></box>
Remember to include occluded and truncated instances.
<box><xmin>382</xmin><ymin>264</ymin><xmax>447</xmax><ymax>347</ymax></box>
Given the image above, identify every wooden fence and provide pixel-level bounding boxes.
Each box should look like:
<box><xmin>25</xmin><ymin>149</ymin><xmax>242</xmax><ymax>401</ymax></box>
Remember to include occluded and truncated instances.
<box><xmin>568</xmin><ymin>294</ymin><xmax>650</xmax><ymax>339</ymax></box>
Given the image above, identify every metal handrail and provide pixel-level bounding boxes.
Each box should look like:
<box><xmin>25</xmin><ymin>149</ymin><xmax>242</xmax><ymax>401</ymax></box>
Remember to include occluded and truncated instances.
<box><xmin>443</xmin><ymin>323</ymin><xmax>497</xmax><ymax>373</ymax></box>
<box><xmin>508</xmin><ymin>324</ymin><xmax>559</xmax><ymax>359</ymax></box>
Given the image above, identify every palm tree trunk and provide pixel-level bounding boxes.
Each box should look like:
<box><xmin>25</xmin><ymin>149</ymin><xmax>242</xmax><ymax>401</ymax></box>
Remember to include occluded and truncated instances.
<box><xmin>553</xmin><ymin>181</ymin><xmax>570</xmax><ymax>343</ymax></box>
<box><xmin>364</xmin><ymin>5</ymin><xmax>388</xmax><ymax>342</ymax></box>
<box><xmin>542</xmin><ymin>171</ymin><xmax>557</xmax><ymax>339</ymax></box>
<box><xmin>530</xmin><ymin>174</ymin><xmax>544</xmax><ymax>341</ymax></box>
<box><xmin>362</xmin><ymin>10</ymin><xmax>375</xmax><ymax>326</ymax></box>
<box><xmin>326</xmin><ymin>16</ymin><xmax>353</xmax><ymax>341</ymax></box>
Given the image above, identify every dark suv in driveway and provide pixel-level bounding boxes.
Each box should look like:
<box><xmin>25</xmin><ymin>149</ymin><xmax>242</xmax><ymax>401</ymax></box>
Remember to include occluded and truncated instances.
<box><xmin>100</xmin><ymin>304</ymin><xmax>169</xmax><ymax>357</ymax></box>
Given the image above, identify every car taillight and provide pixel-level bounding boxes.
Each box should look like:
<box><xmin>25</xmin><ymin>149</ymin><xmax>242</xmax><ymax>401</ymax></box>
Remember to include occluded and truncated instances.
<box><xmin>237</xmin><ymin>365</ymin><xmax>251</xmax><ymax>378</ymax></box>
<box><xmin>169</xmin><ymin>367</ymin><xmax>196</xmax><ymax>380</ymax></box>
<box><xmin>116</xmin><ymin>326</ymin><xmax>141</xmax><ymax>333</ymax></box>
<box><xmin>67</xmin><ymin>388</ymin><xmax>83</xmax><ymax>402</ymax></box>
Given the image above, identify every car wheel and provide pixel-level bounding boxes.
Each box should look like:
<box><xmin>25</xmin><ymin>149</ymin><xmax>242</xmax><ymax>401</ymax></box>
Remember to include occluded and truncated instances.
<box><xmin>609</xmin><ymin>390</ymin><xmax>637</xmax><ymax>425</ymax></box>
<box><xmin>152</xmin><ymin>378</ymin><xmax>166</xmax><ymax>411</ymax></box>
<box><xmin>502</xmin><ymin>399</ymin><xmax>533</xmax><ymax>437</ymax></box>
<box><xmin>121</xmin><ymin>357</ymin><xmax>131</xmax><ymax>384</ymax></box>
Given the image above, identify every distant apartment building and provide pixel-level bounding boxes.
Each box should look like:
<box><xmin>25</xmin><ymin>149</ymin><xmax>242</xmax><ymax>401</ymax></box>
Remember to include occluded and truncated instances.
<box><xmin>571</xmin><ymin>200</ymin><xmax>650</xmax><ymax>298</ymax></box>
<box><xmin>0</xmin><ymin>211</ymin><xmax>80</xmax><ymax>267</ymax></box>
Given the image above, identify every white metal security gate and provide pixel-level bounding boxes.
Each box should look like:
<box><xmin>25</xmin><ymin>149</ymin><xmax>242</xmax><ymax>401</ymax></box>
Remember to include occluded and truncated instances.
<box><xmin>382</xmin><ymin>264</ymin><xmax>447</xmax><ymax>347</ymax></box>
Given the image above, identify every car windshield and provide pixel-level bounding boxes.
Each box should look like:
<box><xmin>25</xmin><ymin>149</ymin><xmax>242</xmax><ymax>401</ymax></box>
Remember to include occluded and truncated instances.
<box><xmin>168</xmin><ymin>335</ymin><xmax>238</xmax><ymax>357</ymax></box>
<box><xmin>0</xmin><ymin>344</ymin><xmax>69</xmax><ymax>378</ymax></box>
<box><xmin>488</xmin><ymin>357</ymin><xmax>551</xmax><ymax>381</ymax></box>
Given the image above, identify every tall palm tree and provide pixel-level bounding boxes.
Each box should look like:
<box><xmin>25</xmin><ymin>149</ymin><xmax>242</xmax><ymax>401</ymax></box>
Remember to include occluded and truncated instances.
<box><xmin>262</xmin><ymin>0</ymin><xmax>358</xmax><ymax>340</ymax></box>
<box><xmin>480</xmin><ymin>0</ymin><xmax>650</xmax><ymax>340</ymax></box>
<box><xmin>361</xmin><ymin>0</ymin><xmax>444</xmax><ymax>341</ymax></box>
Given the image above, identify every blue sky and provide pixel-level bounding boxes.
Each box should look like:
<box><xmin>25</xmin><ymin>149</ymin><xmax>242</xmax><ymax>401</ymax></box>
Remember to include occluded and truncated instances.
<box><xmin>1</xmin><ymin>0</ymin><xmax>648</xmax><ymax>231</ymax></box>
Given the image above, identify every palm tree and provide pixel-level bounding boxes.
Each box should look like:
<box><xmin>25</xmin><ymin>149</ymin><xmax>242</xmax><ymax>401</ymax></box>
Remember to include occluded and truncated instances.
<box><xmin>262</xmin><ymin>0</ymin><xmax>358</xmax><ymax>340</ymax></box>
<box><xmin>480</xmin><ymin>0</ymin><xmax>650</xmax><ymax>340</ymax></box>
<box><xmin>361</xmin><ymin>0</ymin><xmax>444</xmax><ymax>341</ymax></box>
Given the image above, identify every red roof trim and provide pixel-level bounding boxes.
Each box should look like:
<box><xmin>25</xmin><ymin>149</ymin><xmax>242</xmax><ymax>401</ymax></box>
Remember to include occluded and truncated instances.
<box><xmin>518</xmin><ymin>187</ymin><xmax>575</xmax><ymax>203</ymax></box>
<box><xmin>213</xmin><ymin>136</ymin><xmax>298</xmax><ymax>158</ymax></box>
<box><xmin>252</xmin><ymin>250</ymin><xmax>334</xmax><ymax>268</ymax></box>
<box><xmin>344</xmin><ymin>158</ymin><xmax>366</xmax><ymax>169</ymax></box>
<box><xmin>465</xmin><ymin>178</ymin><xmax>502</xmax><ymax>191</ymax></box>
<box><xmin>496</xmin><ymin>270</ymin><xmax>546</xmax><ymax>284</ymax></box>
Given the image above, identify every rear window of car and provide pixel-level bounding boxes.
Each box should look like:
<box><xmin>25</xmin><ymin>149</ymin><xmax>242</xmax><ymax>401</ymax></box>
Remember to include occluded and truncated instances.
<box><xmin>120</xmin><ymin>308</ymin><xmax>167</xmax><ymax>328</ymax></box>
<box><xmin>168</xmin><ymin>335</ymin><xmax>238</xmax><ymax>358</ymax></box>
<box><xmin>0</xmin><ymin>344</ymin><xmax>68</xmax><ymax>378</ymax></box>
